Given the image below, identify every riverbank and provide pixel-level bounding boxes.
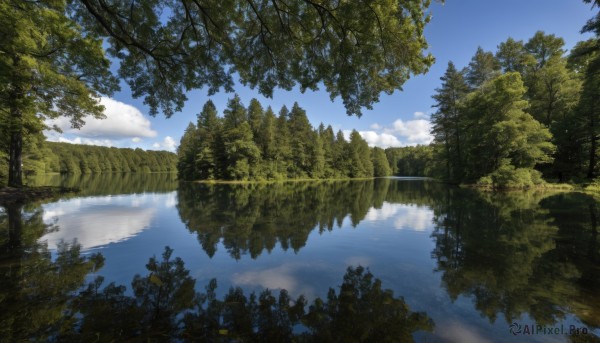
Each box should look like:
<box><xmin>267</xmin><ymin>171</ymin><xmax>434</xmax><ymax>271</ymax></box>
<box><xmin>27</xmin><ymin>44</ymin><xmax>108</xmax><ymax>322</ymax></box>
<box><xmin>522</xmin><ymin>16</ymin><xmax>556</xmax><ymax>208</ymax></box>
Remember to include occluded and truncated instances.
<box><xmin>0</xmin><ymin>186</ymin><xmax>78</xmax><ymax>206</ymax></box>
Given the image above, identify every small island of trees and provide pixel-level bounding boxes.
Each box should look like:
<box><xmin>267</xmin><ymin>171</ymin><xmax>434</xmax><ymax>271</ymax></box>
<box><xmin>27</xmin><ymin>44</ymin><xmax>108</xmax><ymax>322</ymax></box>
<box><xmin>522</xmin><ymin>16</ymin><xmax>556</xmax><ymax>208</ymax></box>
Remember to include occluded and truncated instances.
<box><xmin>176</xmin><ymin>96</ymin><xmax>393</xmax><ymax>181</ymax></box>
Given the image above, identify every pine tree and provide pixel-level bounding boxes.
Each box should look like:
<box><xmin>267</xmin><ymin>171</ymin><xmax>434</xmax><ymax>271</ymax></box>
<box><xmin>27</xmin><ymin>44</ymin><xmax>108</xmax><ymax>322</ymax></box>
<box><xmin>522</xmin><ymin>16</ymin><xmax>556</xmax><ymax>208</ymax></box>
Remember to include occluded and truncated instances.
<box><xmin>372</xmin><ymin>147</ymin><xmax>392</xmax><ymax>177</ymax></box>
<box><xmin>196</xmin><ymin>100</ymin><xmax>222</xmax><ymax>180</ymax></box>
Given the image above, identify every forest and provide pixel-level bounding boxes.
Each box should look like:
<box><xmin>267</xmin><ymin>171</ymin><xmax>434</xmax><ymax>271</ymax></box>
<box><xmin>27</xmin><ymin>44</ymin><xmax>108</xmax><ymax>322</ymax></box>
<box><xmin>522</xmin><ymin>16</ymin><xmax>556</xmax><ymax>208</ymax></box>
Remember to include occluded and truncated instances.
<box><xmin>177</xmin><ymin>97</ymin><xmax>393</xmax><ymax>181</ymax></box>
<box><xmin>0</xmin><ymin>141</ymin><xmax>177</xmax><ymax>182</ymax></box>
<box><xmin>429</xmin><ymin>30</ymin><xmax>600</xmax><ymax>188</ymax></box>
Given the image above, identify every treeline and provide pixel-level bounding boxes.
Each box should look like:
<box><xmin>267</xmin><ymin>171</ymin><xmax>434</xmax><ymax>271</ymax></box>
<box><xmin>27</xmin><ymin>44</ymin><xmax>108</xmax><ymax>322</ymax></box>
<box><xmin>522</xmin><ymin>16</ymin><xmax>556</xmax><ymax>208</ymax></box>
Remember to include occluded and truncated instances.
<box><xmin>430</xmin><ymin>31</ymin><xmax>600</xmax><ymax>188</ymax></box>
<box><xmin>177</xmin><ymin>96</ymin><xmax>392</xmax><ymax>181</ymax></box>
<box><xmin>13</xmin><ymin>142</ymin><xmax>177</xmax><ymax>177</ymax></box>
<box><xmin>385</xmin><ymin>146</ymin><xmax>434</xmax><ymax>177</ymax></box>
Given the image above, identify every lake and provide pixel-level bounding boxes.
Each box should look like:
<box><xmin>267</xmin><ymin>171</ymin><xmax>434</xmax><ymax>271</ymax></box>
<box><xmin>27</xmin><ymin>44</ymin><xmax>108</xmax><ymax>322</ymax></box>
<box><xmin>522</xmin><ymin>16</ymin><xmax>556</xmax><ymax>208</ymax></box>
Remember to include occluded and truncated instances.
<box><xmin>1</xmin><ymin>173</ymin><xmax>599</xmax><ymax>342</ymax></box>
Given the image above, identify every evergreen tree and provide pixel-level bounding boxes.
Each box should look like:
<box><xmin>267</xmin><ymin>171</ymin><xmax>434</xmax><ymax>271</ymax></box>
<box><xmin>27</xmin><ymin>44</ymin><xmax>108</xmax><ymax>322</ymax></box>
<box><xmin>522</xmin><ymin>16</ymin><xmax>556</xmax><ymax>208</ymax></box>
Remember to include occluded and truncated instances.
<box><xmin>431</xmin><ymin>62</ymin><xmax>470</xmax><ymax>181</ymax></box>
<box><xmin>348</xmin><ymin>130</ymin><xmax>373</xmax><ymax>178</ymax></box>
<box><xmin>177</xmin><ymin>123</ymin><xmax>199</xmax><ymax>180</ymax></box>
<box><xmin>496</xmin><ymin>38</ymin><xmax>535</xmax><ymax>74</ymax></box>
<box><xmin>372</xmin><ymin>147</ymin><xmax>392</xmax><ymax>177</ymax></box>
<box><xmin>195</xmin><ymin>100</ymin><xmax>222</xmax><ymax>180</ymax></box>
<box><xmin>287</xmin><ymin>103</ymin><xmax>313</xmax><ymax>177</ymax></box>
<box><xmin>466</xmin><ymin>47</ymin><xmax>501</xmax><ymax>89</ymax></box>
<box><xmin>274</xmin><ymin>107</ymin><xmax>292</xmax><ymax>177</ymax></box>
<box><xmin>222</xmin><ymin>96</ymin><xmax>261</xmax><ymax>180</ymax></box>
<box><xmin>247</xmin><ymin>99</ymin><xmax>264</xmax><ymax>139</ymax></box>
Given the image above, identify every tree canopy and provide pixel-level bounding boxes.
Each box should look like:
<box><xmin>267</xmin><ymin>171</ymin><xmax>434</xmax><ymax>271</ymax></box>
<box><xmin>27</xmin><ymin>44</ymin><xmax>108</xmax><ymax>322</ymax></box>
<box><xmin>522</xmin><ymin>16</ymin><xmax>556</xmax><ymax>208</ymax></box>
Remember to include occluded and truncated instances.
<box><xmin>0</xmin><ymin>0</ymin><xmax>118</xmax><ymax>186</ymax></box>
<box><xmin>177</xmin><ymin>97</ymin><xmax>393</xmax><ymax>181</ymax></box>
<box><xmin>72</xmin><ymin>0</ymin><xmax>438</xmax><ymax>117</ymax></box>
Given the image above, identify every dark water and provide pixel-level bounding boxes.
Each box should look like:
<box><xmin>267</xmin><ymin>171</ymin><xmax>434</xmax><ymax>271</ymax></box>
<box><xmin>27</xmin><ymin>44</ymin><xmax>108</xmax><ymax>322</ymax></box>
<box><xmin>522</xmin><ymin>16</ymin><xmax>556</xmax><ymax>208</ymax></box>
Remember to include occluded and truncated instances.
<box><xmin>1</xmin><ymin>173</ymin><xmax>599</xmax><ymax>342</ymax></box>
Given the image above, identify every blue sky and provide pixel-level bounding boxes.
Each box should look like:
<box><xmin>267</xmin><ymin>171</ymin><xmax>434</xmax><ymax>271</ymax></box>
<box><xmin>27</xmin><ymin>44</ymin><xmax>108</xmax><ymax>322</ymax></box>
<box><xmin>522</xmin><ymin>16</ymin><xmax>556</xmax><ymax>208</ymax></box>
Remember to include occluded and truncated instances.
<box><xmin>46</xmin><ymin>1</ymin><xmax>597</xmax><ymax>151</ymax></box>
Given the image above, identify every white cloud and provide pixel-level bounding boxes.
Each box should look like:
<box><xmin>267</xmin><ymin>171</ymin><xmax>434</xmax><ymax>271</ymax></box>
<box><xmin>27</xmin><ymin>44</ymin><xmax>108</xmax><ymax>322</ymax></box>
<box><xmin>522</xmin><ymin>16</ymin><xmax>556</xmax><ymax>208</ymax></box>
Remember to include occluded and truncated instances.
<box><xmin>386</xmin><ymin>119</ymin><xmax>433</xmax><ymax>146</ymax></box>
<box><xmin>132</xmin><ymin>137</ymin><xmax>142</xmax><ymax>143</ymax></box>
<box><xmin>57</xmin><ymin>136</ymin><xmax>114</xmax><ymax>147</ymax></box>
<box><xmin>41</xmin><ymin>195</ymin><xmax>156</xmax><ymax>251</ymax></box>
<box><xmin>152</xmin><ymin>136</ymin><xmax>177</xmax><ymax>152</ymax></box>
<box><xmin>46</xmin><ymin>97</ymin><xmax>157</xmax><ymax>139</ymax></box>
<box><xmin>365</xmin><ymin>202</ymin><xmax>434</xmax><ymax>232</ymax></box>
<box><xmin>357</xmin><ymin>131</ymin><xmax>402</xmax><ymax>148</ymax></box>
<box><xmin>339</xmin><ymin>111</ymin><xmax>433</xmax><ymax>148</ymax></box>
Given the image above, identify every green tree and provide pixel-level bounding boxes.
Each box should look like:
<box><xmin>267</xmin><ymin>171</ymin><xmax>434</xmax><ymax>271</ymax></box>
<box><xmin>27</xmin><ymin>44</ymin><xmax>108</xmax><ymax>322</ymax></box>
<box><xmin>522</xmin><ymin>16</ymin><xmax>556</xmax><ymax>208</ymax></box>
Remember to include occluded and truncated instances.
<box><xmin>257</xmin><ymin>106</ymin><xmax>277</xmax><ymax>177</ymax></box>
<box><xmin>347</xmin><ymin>130</ymin><xmax>373</xmax><ymax>178</ymax></box>
<box><xmin>221</xmin><ymin>96</ymin><xmax>261</xmax><ymax>180</ymax></box>
<box><xmin>195</xmin><ymin>100</ymin><xmax>222</xmax><ymax>180</ymax></box>
<box><xmin>466</xmin><ymin>47</ymin><xmax>500</xmax><ymax>89</ymax></box>
<box><xmin>287</xmin><ymin>103</ymin><xmax>314</xmax><ymax>177</ymax></box>
<box><xmin>0</xmin><ymin>1</ymin><xmax>118</xmax><ymax>186</ymax></box>
<box><xmin>431</xmin><ymin>62</ymin><xmax>470</xmax><ymax>181</ymax></box>
<box><xmin>496</xmin><ymin>37</ymin><xmax>534</xmax><ymax>74</ymax></box>
<box><xmin>177</xmin><ymin>123</ymin><xmax>199</xmax><ymax>180</ymax></box>
<box><xmin>274</xmin><ymin>107</ymin><xmax>292</xmax><ymax>177</ymax></box>
<box><xmin>463</xmin><ymin>73</ymin><xmax>554</xmax><ymax>186</ymax></box>
<box><xmin>247</xmin><ymin>98</ymin><xmax>265</xmax><ymax>139</ymax></box>
<box><xmin>372</xmin><ymin>147</ymin><xmax>392</xmax><ymax>177</ymax></box>
<box><xmin>72</xmin><ymin>0</ymin><xmax>436</xmax><ymax>117</ymax></box>
<box><xmin>524</xmin><ymin>31</ymin><xmax>565</xmax><ymax>70</ymax></box>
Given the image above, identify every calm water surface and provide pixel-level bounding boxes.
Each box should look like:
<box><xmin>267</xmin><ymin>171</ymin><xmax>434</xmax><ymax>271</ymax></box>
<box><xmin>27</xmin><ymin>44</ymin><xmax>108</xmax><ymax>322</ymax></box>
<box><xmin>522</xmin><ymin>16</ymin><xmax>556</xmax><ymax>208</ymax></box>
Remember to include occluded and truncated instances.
<box><xmin>2</xmin><ymin>173</ymin><xmax>599</xmax><ymax>342</ymax></box>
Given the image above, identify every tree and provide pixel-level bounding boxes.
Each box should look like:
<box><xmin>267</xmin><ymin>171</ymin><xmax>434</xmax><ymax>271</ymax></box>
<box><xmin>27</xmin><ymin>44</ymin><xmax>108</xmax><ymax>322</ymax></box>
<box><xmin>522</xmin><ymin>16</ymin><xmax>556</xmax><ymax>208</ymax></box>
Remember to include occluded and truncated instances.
<box><xmin>221</xmin><ymin>97</ymin><xmax>261</xmax><ymax>180</ymax></box>
<box><xmin>496</xmin><ymin>38</ymin><xmax>535</xmax><ymax>74</ymax></box>
<box><xmin>462</xmin><ymin>73</ymin><xmax>554</xmax><ymax>186</ymax></box>
<box><xmin>0</xmin><ymin>1</ymin><xmax>118</xmax><ymax>187</ymax></box>
<box><xmin>372</xmin><ymin>147</ymin><xmax>392</xmax><ymax>177</ymax></box>
<box><xmin>287</xmin><ymin>103</ymin><xmax>314</xmax><ymax>177</ymax></box>
<box><xmin>431</xmin><ymin>62</ymin><xmax>470</xmax><ymax>181</ymax></box>
<box><xmin>177</xmin><ymin>123</ymin><xmax>199</xmax><ymax>180</ymax></box>
<box><xmin>195</xmin><ymin>100</ymin><xmax>222</xmax><ymax>180</ymax></box>
<box><xmin>247</xmin><ymin>98</ymin><xmax>264</xmax><ymax>139</ymax></box>
<box><xmin>524</xmin><ymin>31</ymin><xmax>565</xmax><ymax>70</ymax></box>
<box><xmin>72</xmin><ymin>0</ymin><xmax>436</xmax><ymax>117</ymax></box>
<box><xmin>347</xmin><ymin>130</ymin><xmax>373</xmax><ymax>178</ymax></box>
<box><xmin>466</xmin><ymin>47</ymin><xmax>500</xmax><ymax>89</ymax></box>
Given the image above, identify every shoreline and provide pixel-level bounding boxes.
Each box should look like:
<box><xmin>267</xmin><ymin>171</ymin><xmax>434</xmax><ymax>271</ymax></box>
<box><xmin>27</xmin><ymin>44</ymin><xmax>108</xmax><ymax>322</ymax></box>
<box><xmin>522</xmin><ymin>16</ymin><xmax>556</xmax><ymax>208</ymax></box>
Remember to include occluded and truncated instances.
<box><xmin>191</xmin><ymin>177</ymin><xmax>380</xmax><ymax>184</ymax></box>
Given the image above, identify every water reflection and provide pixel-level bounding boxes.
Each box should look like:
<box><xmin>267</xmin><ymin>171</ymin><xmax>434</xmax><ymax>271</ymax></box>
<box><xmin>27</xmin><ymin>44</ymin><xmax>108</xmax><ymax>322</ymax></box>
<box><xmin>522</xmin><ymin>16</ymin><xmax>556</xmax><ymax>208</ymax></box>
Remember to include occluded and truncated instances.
<box><xmin>0</xmin><ymin>203</ymin><xmax>103</xmax><ymax>342</ymax></box>
<box><xmin>176</xmin><ymin>179</ymin><xmax>441</xmax><ymax>259</ymax></box>
<box><xmin>26</xmin><ymin>172</ymin><xmax>177</xmax><ymax>195</ymax></box>
<box><xmin>3</xmin><ymin>174</ymin><xmax>600</xmax><ymax>341</ymax></box>
<box><xmin>0</xmin><ymin>204</ymin><xmax>432</xmax><ymax>341</ymax></box>
<box><xmin>39</xmin><ymin>193</ymin><xmax>180</xmax><ymax>250</ymax></box>
<box><xmin>430</xmin><ymin>189</ymin><xmax>600</xmax><ymax>331</ymax></box>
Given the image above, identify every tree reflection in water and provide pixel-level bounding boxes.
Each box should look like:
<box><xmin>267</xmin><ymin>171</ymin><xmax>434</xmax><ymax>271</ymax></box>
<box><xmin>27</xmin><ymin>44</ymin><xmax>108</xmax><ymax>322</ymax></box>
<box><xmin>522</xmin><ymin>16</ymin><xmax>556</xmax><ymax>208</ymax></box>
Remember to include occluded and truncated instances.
<box><xmin>430</xmin><ymin>188</ymin><xmax>600</xmax><ymax>331</ymax></box>
<box><xmin>0</xmin><ymin>203</ymin><xmax>432</xmax><ymax>342</ymax></box>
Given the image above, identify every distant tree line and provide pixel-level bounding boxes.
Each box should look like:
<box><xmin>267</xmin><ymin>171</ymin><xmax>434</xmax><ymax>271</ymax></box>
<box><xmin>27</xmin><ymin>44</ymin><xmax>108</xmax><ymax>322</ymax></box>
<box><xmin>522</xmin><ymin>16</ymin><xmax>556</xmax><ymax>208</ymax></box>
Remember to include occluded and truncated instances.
<box><xmin>177</xmin><ymin>97</ymin><xmax>392</xmax><ymax>181</ymax></box>
<box><xmin>0</xmin><ymin>141</ymin><xmax>177</xmax><ymax>181</ymax></box>
<box><xmin>385</xmin><ymin>146</ymin><xmax>434</xmax><ymax>177</ymax></box>
<box><xmin>430</xmin><ymin>30</ymin><xmax>600</xmax><ymax>188</ymax></box>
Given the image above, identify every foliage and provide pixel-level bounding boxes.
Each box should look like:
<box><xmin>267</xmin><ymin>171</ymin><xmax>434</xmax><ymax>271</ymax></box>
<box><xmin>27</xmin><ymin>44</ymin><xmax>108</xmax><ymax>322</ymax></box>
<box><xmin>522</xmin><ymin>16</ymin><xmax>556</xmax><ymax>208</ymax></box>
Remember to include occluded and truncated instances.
<box><xmin>176</xmin><ymin>179</ymin><xmax>392</xmax><ymax>259</ymax></box>
<box><xmin>430</xmin><ymin>188</ymin><xmax>600</xmax><ymax>327</ymax></box>
<box><xmin>431</xmin><ymin>38</ymin><xmax>565</xmax><ymax>185</ymax></box>
<box><xmin>385</xmin><ymin>145</ymin><xmax>434</xmax><ymax>176</ymax></box>
<box><xmin>477</xmin><ymin>165</ymin><xmax>545</xmax><ymax>190</ymax></box>
<box><xmin>177</xmin><ymin>97</ymin><xmax>393</xmax><ymax>181</ymax></box>
<box><xmin>0</xmin><ymin>0</ymin><xmax>118</xmax><ymax>186</ymax></box>
<box><xmin>13</xmin><ymin>142</ymin><xmax>177</xmax><ymax>178</ymax></box>
<box><xmin>71</xmin><ymin>0</ymin><xmax>437</xmax><ymax>117</ymax></box>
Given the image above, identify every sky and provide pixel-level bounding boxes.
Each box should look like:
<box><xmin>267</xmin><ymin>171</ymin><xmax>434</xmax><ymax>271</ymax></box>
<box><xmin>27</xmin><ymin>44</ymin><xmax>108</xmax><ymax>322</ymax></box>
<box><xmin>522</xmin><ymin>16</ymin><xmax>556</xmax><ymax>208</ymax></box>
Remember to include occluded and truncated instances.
<box><xmin>45</xmin><ymin>0</ymin><xmax>597</xmax><ymax>152</ymax></box>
